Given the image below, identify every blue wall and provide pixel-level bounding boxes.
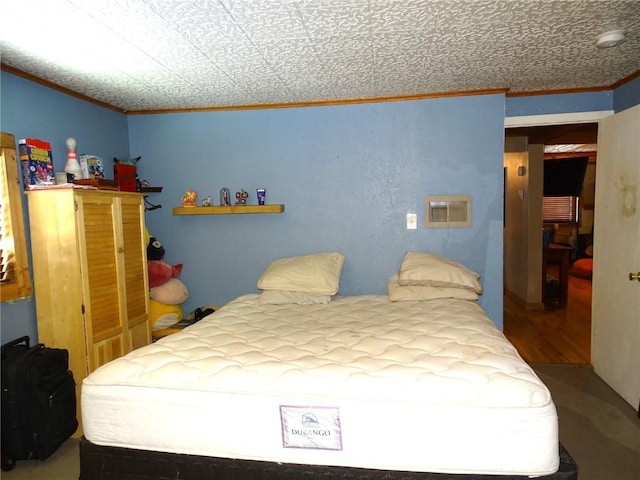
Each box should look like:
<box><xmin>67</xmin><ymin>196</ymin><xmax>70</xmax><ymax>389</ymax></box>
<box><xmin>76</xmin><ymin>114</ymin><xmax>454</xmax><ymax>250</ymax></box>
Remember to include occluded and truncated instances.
<box><xmin>0</xmin><ymin>71</ymin><xmax>129</xmax><ymax>344</ymax></box>
<box><xmin>613</xmin><ymin>75</ymin><xmax>640</xmax><ymax>113</ymax></box>
<box><xmin>505</xmin><ymin>90</ymin><xmax>613</xmax><ymax>118</ymax></box>
<box><xmin>4</xmin><ymin>68</ymin><xmax>636</xmax><ymax>345</ymax></box>
<box><xmin>505</xmin><ymin>78</ymin><xmax>640</xmax><ymax>117</ymax></box>
<box><xmin>130</xmin><ymin>95</ymin><xmax>505</xmax><ymax>324</ymax></box>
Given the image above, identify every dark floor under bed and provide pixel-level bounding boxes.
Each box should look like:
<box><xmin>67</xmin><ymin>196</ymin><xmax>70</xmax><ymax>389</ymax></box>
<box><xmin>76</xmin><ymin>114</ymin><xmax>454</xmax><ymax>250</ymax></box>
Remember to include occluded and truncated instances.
<box><xmin>79</xmin><ymin>437</ymin><xmax>578</xmax><ymax>480</ymax></box>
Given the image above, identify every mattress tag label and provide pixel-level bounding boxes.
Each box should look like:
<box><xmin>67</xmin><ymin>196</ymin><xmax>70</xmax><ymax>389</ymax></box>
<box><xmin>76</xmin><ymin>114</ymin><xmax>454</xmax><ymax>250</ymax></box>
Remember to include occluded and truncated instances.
<box><xmin>280</xmin><ymin>405</ymin><xmax>342</xmax><ymax>450</ymax></box>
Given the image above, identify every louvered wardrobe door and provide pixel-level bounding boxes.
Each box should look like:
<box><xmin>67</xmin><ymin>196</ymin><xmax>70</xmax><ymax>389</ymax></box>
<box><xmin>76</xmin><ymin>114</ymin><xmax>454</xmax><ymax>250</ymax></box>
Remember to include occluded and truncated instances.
<box><xmin>119</xmin><ymin>195</ymin><xmax>150</xmax><ymax>351</ymax></box>
<box><xmin>77</xmin><ymin>193</ymin><xmax>126</xmax><ymax>371</ymax></box>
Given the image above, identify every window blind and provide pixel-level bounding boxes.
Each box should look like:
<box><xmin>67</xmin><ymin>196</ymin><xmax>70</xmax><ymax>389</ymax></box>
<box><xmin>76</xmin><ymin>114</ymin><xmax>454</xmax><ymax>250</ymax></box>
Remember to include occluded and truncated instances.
<box><xmin>0</xmin><ymin>163</ymin><xmax>16</xmax><ymax>284</ymax></box>
<box><xmin>543</xmin><ymin>196</ymin><xmax>579</xmax><ymax>223</ymax></box>
<box><xmin>0</xmin><ymin>132</ymin><xmax>32</xmax><ymax>301</ymax></box>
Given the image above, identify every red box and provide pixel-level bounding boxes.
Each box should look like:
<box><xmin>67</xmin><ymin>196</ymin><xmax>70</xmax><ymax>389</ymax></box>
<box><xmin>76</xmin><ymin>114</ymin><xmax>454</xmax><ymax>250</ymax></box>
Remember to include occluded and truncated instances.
<box><xmin>114</xmin><ymin>164</ymin><xmax>137</xmax><ymax>192</ymax></box>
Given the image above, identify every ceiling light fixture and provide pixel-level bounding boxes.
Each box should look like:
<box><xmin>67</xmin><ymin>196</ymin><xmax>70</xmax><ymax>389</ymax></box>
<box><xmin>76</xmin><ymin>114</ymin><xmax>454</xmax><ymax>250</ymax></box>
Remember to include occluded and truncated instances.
<box><xmin>596</xmin><ymin>29</ymin><xmax>627</xmax><ymax>49</ymax></box>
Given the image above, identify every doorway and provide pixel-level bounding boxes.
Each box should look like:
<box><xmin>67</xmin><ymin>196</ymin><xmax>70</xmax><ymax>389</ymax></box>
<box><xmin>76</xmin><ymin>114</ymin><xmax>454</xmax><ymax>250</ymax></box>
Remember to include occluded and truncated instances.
<box><xmin>503</xmin><ymin>123</ymin><xmax>598</xmax><ymax>365</ymax></box>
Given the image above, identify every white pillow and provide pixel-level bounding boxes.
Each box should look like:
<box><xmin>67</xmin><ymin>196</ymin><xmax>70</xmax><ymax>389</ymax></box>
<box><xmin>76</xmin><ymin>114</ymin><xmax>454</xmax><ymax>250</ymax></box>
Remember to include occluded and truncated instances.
<box><xmin>387</xmin><ymin>275</ymin><xmax>479</xmax><ymax>302</ymax></box>
<box><xmin>397</xmin><ymin>251</ymin><xmax>483</xmax><ymax>294</ymax></box>
<box><xmin>260</xmin><ymin>290</ymin><xmax>332</xmax><ymax>305</ymax></box>
<box><xmin>257</xmin><ymin>252</ymin><xmax>345</xmax><ymax>295</ymax></box>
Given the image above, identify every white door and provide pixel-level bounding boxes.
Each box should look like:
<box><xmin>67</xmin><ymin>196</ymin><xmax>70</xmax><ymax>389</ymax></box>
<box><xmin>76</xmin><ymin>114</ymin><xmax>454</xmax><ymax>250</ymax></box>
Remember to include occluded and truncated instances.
<box><xmin>592</xmin><ymin>103</ymin><xmax>640</xmax><ymax>409</ymax></box>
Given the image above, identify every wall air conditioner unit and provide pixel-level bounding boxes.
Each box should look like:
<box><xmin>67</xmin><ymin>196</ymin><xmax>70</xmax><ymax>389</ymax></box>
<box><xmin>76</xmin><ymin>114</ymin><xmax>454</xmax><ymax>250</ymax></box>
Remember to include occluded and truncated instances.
<box><xmin>425</xmin><ymin>195</ymin><xmax>472</xmax><ymax>228</ymax></box>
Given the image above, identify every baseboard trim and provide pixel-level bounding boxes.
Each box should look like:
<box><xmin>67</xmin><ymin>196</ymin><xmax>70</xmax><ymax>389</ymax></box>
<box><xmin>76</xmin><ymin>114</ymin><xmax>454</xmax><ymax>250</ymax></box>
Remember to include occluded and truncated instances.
<box><xmin>526</xmin><ymin>302</ymin><xmax>546</xmax><ymax>311</ymax></box>
<box><xmin>504</xmin><ymin>288</ymin><xmax>545</xmax><ymax>311</ymax></box>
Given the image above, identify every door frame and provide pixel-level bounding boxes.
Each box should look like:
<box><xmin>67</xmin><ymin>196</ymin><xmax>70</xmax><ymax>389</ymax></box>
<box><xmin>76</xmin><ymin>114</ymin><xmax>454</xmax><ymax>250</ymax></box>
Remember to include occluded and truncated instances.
<box><xmin>505</xmin><ymin>110</ymin><xmax>614</xmax><ymax>128</ymax></box>
<box><xmin>503</xmin><ymin>109</ymin><xmax>614</xmax><ymax>359</ymax></box>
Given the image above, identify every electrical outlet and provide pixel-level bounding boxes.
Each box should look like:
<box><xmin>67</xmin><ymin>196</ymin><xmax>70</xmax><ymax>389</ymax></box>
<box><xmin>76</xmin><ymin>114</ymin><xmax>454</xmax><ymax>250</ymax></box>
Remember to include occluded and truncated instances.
<box><xmin>406</xmin><ymin>213</ymin><xmax>417</xmax><ymax>230</ymax></box>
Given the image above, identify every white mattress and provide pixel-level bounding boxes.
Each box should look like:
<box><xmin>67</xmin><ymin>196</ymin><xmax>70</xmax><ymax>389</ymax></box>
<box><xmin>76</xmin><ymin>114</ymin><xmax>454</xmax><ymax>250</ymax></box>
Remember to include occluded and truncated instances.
<box><xmin>82</xmin><ymin>294</ymin><xmax>558</xmax><ymax>476</ymax></box>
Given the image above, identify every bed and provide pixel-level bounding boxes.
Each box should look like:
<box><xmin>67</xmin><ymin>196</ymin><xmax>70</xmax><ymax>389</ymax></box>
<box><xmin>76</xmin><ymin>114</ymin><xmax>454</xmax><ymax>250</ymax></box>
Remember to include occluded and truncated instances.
<box><xmin>79</xmin><ymin>252</ymin><xmax>577</xmax><ymax>479</ymax></box>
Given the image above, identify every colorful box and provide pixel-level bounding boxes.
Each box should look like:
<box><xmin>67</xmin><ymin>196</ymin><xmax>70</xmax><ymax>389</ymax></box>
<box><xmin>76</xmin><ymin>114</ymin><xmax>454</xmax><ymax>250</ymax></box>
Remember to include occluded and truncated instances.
<box><xmin>79</xmin><ymin>155</ymin><xmax>105</xmax><ymax>179</ymax></box>
<box><xmin>18</xmin><ymin>138</ymin><xmax>55</xmax><ymax>188</ymax></box>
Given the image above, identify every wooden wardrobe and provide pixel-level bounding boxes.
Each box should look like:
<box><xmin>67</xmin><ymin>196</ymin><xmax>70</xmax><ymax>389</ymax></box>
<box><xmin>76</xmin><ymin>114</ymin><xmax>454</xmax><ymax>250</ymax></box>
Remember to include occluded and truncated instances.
<box><xmin>27</xmin><ymin>188</ymin><xmax>150</xmax><ymax>432</ymax></box>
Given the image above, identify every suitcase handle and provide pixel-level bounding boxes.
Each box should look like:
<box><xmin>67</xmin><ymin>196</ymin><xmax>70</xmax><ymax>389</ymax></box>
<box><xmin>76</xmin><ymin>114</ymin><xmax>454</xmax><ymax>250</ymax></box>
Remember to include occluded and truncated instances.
<box><xmin>1</xmin><ymin>336</ymin><xmax>30</xmax><ymax>359</ymax></box>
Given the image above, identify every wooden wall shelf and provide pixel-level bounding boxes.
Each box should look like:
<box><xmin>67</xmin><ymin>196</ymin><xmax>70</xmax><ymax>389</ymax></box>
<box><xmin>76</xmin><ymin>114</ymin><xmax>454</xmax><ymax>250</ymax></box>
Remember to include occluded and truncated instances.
<box><xmin>172</xmin><ymin>204</ymin><xmax>285</xmax><ymax>215</ymax></box>
<box><xmin>140</xmin><ymin>186</ymin><xmax>163</xmax><ymax>193</ymax></box>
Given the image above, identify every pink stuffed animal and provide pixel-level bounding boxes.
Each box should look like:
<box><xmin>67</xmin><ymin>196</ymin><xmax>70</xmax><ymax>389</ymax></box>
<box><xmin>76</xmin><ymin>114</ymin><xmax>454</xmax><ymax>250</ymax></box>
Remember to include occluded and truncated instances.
<box><xmin>148</xmin><ymin>260</ymin><xmax>183</xmax><ymax>288</ymax></box>
<box><xmin>146</xmin><ymin>236</ymin><xmax>184</xmax><ymax>288</ymax></box>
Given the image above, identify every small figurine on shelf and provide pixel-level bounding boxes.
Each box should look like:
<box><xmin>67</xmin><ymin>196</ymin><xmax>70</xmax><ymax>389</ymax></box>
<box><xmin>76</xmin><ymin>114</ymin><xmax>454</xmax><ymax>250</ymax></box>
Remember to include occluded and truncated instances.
<box><xmin>235</xmin><ymin>189</ymin><xmax>248</xmax><ymax>205</ymax></box>
<box><xmin>220</xmin><ymin>187</ymin><xmax>231</xmax><ymax>206</ymax></box>
<box><xmin>182</xmin><ymin>189</ymin><xmax>198</xmax><ymax>207</ymax></box>
<box><xmin>201</xmin><ymin>196</ymin><xmax>212</xmax><ymax>207</ymax></box>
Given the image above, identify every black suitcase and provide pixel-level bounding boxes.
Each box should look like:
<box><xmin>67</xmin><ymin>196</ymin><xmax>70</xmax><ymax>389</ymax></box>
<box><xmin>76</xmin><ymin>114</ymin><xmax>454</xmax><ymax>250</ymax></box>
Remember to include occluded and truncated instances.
<box><xmin>1</xmin><ymin>336</ymin><xmax>78</xmax><ymax>471</ymax></box>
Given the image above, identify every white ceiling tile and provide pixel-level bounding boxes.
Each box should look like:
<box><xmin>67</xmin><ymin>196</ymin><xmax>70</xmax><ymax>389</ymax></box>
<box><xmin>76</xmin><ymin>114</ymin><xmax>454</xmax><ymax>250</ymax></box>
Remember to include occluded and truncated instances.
<box><xmin>229</xmin><ymin>9</ymin><xmax>309</xmax><ymax>41</ymax></box>
<box><xmin>1</xmin><ymin>0</ymin><xmax>638</xmax><ymax>111</ymax></box>
<box><xmin>256</xmin><ymin>38</ymin><xmax>319</xmax><ymax>65</ymax></box>
<box><xmin>297</xmin><ymin>3</ymin><xmax>372</xmax><ymax>39</ymax></box>
<box><xmin>369</xmin><ymin>0</ymin><xmax>441</xmax><ymax>33</ymax></box>
<box><xmin>311</xmin><ymin>36</ymin><xmax>373</xmax><ymax>59</ymax></box>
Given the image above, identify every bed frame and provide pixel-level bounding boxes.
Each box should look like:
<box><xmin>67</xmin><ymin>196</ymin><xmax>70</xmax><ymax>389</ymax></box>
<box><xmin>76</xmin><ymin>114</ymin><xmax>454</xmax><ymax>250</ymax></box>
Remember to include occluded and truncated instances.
<box><xmin>79</xmin><ymin>438</ymin><xmax>578</xmax><ymax>480</ymax></box>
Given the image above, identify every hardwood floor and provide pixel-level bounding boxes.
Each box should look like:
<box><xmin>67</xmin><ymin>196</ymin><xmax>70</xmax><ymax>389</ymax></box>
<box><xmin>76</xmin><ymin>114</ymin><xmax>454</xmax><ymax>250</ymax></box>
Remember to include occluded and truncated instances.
<box><xmin>504</xmin><ymin>275</ymin><xmax>592</xmax><ymax>364</ymax></box>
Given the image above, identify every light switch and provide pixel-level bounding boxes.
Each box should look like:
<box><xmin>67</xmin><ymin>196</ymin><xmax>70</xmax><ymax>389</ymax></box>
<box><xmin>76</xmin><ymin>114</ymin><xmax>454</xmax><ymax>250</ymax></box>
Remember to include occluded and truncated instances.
<box><xmin>406</xmin><ymin>213</ymin><xmax>417</xmax><ymax>230</ymax></box>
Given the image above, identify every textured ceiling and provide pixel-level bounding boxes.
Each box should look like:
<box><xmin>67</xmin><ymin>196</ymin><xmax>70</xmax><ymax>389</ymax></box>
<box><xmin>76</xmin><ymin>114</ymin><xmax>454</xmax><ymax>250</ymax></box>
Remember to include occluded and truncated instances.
<box><xmin>1</xmin><ymin>0</ymin><xmax>639</xmax><ymax>112</ymax></box>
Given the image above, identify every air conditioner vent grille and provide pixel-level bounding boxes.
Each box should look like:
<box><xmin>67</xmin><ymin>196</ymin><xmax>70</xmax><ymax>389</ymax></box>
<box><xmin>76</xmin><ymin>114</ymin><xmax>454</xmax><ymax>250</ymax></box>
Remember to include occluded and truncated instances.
<box><xmin>425</xmin><ymin>195</ymin><xmax>472</xmax><ymax>228</ymax></box>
